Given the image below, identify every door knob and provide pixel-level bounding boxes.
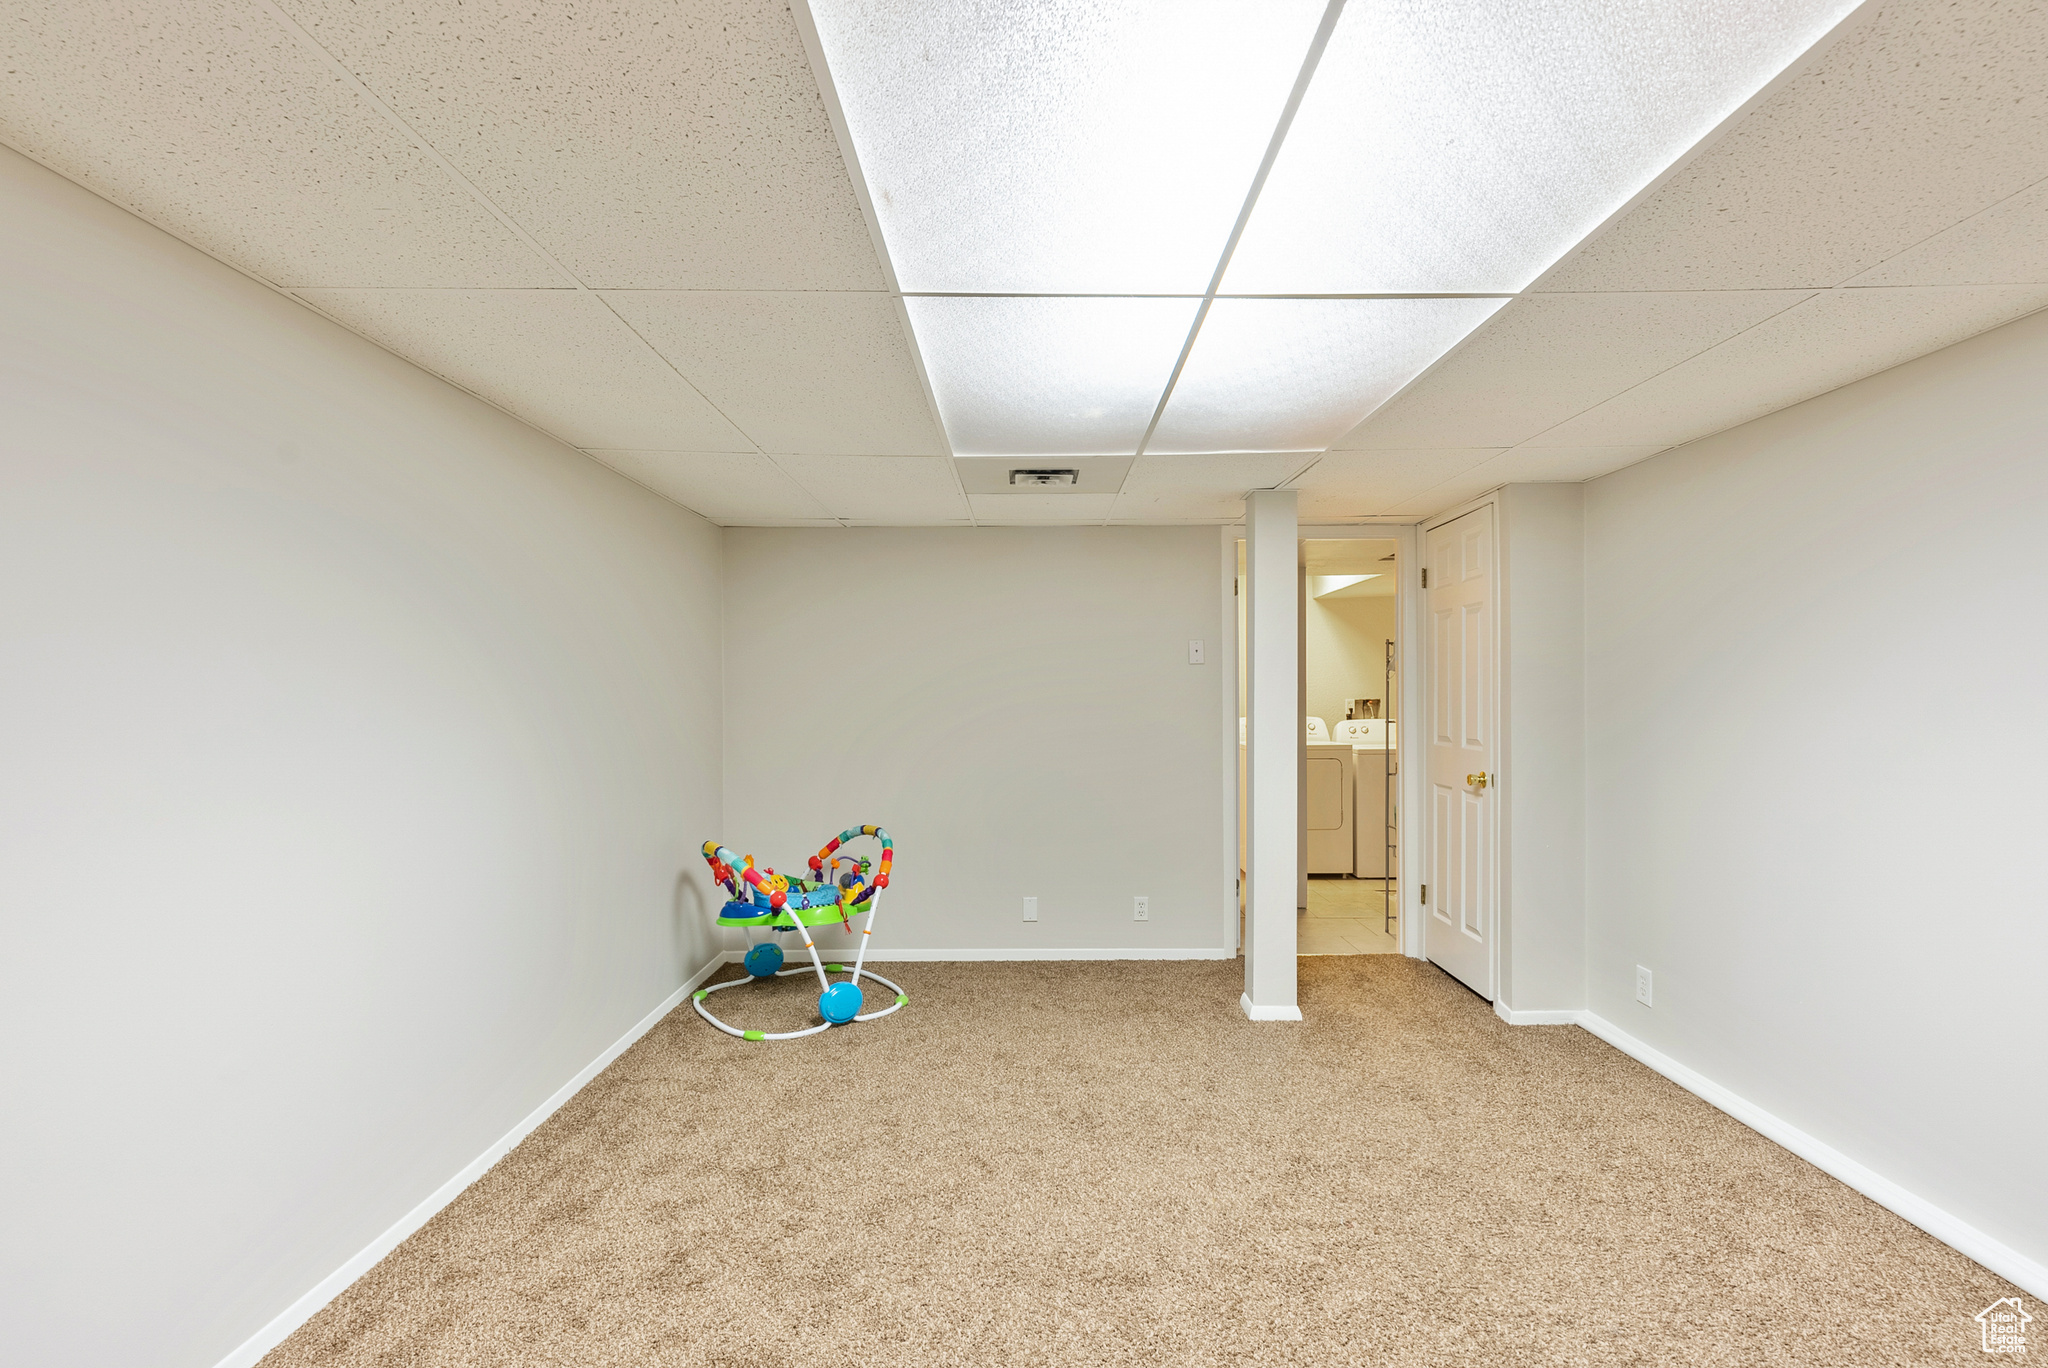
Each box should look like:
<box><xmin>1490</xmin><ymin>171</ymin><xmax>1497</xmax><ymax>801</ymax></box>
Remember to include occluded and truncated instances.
<box><xmin>1466</xmin><ymin>772</ymin><xmax>1489</xmax><ymax>789</ymax></box>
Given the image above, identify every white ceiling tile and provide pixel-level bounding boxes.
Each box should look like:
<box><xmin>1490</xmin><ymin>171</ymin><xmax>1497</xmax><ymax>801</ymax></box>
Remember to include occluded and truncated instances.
<box><xmin>969</xmin><ymin>493</ymin><xmax>1121</xmax><ymax>523</ymax></box>
<box><xmin>280</xmin><ymin>0</ymin><xmax>882</xmax><ymax>290</ymax></box>
<box><xmin>1288</xmin><ymin>450</ymin><xmax>1506</xmax><ymax>520</ymax></box>
<box><xmin>1385</xmin><ymin>472</ymin><xmax>1512</xmax><ymax>519</ymax></box>
<box><xmin>606</xmin><ymin>292</ymin><xmax>943</xmax><ymax>455</ymax></box>
<box><xmin>1543</xmin><ymin>285</ymin><xmax>2048</xmax><ymax>446</ymax></box>
<box><xmin>0</xmin><ymin>0</ymin><xmax>557</xmax><ymax>288</ymax></box>
<box><xmin>295</xmin><ymin>289</ymin><xmax>751</xmax><ymax>449</ymax></box>
<box><xmin>904</xmin><ymin>296</ymin><xmax>1199</xmax><ymax>456</ymax></box>
<box><xmin>1537</xmin><ymin>0</ymin><xmax>2048</xmax><ymax>291</ymax></box>
<box><xmin>584</xmin><ymin>450</ymin><xmax>832</xmax><ymax>524</ymax></box>
<box><xmin>1226</xmin><ymin>0</ymin><xmax>1856</xmax><ymax>293</ymax></box>
<box><xmin>1111</xmin><ymin>454</ymin><xmax>1313</xmax><ymax>522</ymax></box>
<box><xmin>1332</xmin><ymin>291</ymin><xmax>1811</xmax><ymax>450</ymax></box>
<box><xmin>809</xmin><ymin>0</ymin><xmax>1327</xmax><ymax>293</ymax></box>
<box><xmin>1455</xmin><ymin>446</ymin><xmax>1670</xmax><ymax>487</ymax></box>
<box><xmin>1849</xmin><ymin>177</ymin><xmax>2048</xmax><ymax>286</ymax></box>
<box><xmin>1150</xmin><ymin>299</ymin><xmax>1507</xmax><ymax>454</ymax></box>
<box><xmin>771</xmin><ymin>455</ymin><xmax>968</xmax><ymax>523</ymax></box>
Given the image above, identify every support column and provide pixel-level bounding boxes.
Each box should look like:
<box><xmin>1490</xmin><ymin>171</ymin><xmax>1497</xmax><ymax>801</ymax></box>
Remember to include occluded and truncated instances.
<box><xmin>1243</xmin><ymin>490</ymin><xmax>1301</xmax><ymax>1021</ymax></box>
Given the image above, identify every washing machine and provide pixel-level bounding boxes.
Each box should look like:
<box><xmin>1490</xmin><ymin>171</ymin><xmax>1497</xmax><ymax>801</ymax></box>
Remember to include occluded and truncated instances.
<box><xmin>1337</xmin><ymin>720</ymin><xmax>1398</xmax><ymax>877</ymax></box>
<box><xmin>1306</xmin><ymin>739</ymin><xmax>1354</xmax><ymax>874</ymax></box>
<box><xmin>1237</xmin><ymin>718</ymin><xmax>1356</xmax><ymax>877</ymax></box>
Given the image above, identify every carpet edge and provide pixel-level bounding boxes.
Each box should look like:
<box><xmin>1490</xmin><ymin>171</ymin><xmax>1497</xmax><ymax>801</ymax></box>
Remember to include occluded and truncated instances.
<box><xmin>212</xmin><ymin>947</ymin><xmax>738</xmax><ymax>1368</ymax></box>
<box><xmin>1577</xmin><ymin>1010</ymin><xmax>2048</xmax><ymax>1300</ymax></box>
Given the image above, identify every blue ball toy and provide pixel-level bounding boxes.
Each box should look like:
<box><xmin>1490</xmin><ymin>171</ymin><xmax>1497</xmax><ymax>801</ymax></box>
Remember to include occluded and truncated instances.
<box><xmin>819</xmin><ymin>980</ymin><xmax>864</xmax><ymax>1024</ymax></box>
<box><xmin>743</xmin><ymin>942</ymin><xmax>785</xmax><ymax>979</ymax></box>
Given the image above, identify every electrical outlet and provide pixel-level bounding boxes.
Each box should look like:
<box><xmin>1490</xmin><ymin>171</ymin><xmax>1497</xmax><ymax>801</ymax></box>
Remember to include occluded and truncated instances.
<box><xmin>1023</xmin><ymin>896</ymin><xmax>1038</xmax><ymax>923</ymax></box>
<box><xmin>1133</xmin><ymin>896</ymin><xmax>1150</xmax><ymax>921</ymax></box>
<box><xmin>1187</xmin><ymin>639</ymin><xmax>1204</xmax><ymax>665</ymax></box>
<box><xmin>1635</xmin><ymin>965</ymin><xmax>1653</xmax><ymax>1007</ymax></box>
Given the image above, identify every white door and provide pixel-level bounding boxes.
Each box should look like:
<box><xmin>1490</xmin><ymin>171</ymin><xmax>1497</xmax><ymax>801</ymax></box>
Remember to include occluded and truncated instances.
<box><xmin>1426</xmin><ymin>506</ymin><xmax>1494</xmax><ymax>998</ymax></box>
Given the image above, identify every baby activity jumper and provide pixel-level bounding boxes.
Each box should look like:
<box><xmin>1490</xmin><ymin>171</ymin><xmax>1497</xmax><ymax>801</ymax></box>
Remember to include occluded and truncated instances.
<box><xmin>693</xmin><ymin>825</ymin><xmax>906</xmax><ymax>1040</ymax></box>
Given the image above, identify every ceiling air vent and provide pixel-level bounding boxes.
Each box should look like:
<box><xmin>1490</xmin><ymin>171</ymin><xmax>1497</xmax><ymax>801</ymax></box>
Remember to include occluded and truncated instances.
<box><xmin>1008</xmin><ymin>468</ymin><xmax>1080</xmax><ymax>488</ymax></box>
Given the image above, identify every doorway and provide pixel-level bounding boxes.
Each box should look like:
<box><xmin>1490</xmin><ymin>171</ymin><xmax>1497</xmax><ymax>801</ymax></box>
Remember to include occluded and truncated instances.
<box><xmin>1236</xmin><ymin>535</ymin><xmax>1403</xmax><ymax>957</ymax></box>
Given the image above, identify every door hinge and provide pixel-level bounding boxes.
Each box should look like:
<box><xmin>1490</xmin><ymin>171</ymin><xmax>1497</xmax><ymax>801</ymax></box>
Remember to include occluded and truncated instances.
<box><xmin>1420</xmin><ymin>883</ymin><xmax>1428</xmax><ymax>905</ymax></box>
<box><xmin>1421</xmin><ymin>568</ymin><xmax>1429</xmax><ymax>587</ymax></box>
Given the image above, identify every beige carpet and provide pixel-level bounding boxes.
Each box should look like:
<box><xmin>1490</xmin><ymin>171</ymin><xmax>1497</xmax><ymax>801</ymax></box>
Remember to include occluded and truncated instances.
<box><xmin>266</xmin><ymin>958</ymin><xmax>2018</xmax><ymax>1366</ymax></box>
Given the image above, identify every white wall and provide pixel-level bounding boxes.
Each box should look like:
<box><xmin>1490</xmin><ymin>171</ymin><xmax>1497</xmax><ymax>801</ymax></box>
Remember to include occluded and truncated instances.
<box><xmin>1305</xmin><ymin>591</ymin><xmax>1397</xmax><ymax>728</ymax></box>
<box><xmin>1497</xmin><ymin>484</ymin><xmax>1587</xmax><ymax>1012</ymax></box>
<box><xmin>0</xmin><ymin>147</ymin><xmax>727</xmax><ymax>1366</ymax></box>
<box><xmin>1583</xmin><ymin>307</ymin><xmax>2048</xmax><ymax>1270</ymax></box>
<box><xmin>722</xmin><ymin>526</ymin><xmax>1228</xmax><ymax>955</ymax></box>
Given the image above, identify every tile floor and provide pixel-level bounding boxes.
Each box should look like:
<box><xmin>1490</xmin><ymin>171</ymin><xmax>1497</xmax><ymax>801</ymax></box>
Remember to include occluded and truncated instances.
<box><xmin>1299</xmin><ymin>877</ymin><xmax>1400</xmax><ymax>955</ymax></box>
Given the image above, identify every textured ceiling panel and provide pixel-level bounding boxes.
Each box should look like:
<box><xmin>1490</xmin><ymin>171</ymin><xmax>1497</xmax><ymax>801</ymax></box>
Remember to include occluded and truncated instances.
<box><xmin>1331</xmin><ymin>291</ymin><xmax>1812</xmax><ymax>450</ymax></box>
<box><xmin>1448</xmin><ymin>445</ymin><xmax>1670</xmax><ymax>488</ymax></box>
<box><xmin>1226</xmin><ymin>0</ymin><xmax>1857</xmax><ymax>293</ymax></box>
<box><xmin>1287</xmin><ymin>450</ymin><xmax>1506</xmax><ymax>520</ymax></box>
<box><xmin>1850</xmin><ymin>177</ymin><xmax>2048</xmax><ymax>285</ymax></box>
<box><xmin>607</xmin><ymin>292</ymin><xmax>944</xmax><ymax>455</ymax></box>
<box><xmin>585</xmin><ymin>450</ymin><xmax>833</xmax><ymax>524</ymax></box>
<box><xmin>295</xmin><ymin>289</ymin><xmax>751</xmax><ymax>450</ymax></box>
<box><xmin>1110</xmin><ymin>454</ymin><xmax>1311</xmax><ymax>522</ymax></box>
<box><xmin>1386</xmin><ymin>470</ymin><xmax>1516</xmax><ymax>518</ymax></box>
<box><xmin>0</xmin><ymin>0</ymin><xmax>556</xmax><ymax>288</ymax></box>
<box><xmin>969</xmin><ymin>493</ymin><xmax>1121</xmax><ymax>523</ymax></box>
<box><xmin>1150</xmin><ymin>298</ymin><xmax>1507</xmax><ymax>454</ymax></box>
<box><xmin>281</xmin><ymin>0</ymin><xmax>884</xmax><ymax>290</ymax></box>
<box><xmin>1537</xmin><ymin>0</ymin><xmax>2048</xmax><ymax>291</ymax></box>
<box><xmin>1542</xmin><ymin>285</ymin><xmax>2048</xmax><ymax>446</ymax></box>
<box><xmin>904</xmin><ymin>296</ymin><xmax>1199</xmax><ymax>456</ymax></box>
<box><xmin>809</xmin><ymin>0</ymin><xmax>1327</xmax><ymax>293</ymax></box>
<box><xmin>771</xmin><ymin>455</ymin><xmax>969</xmax><ymax>522</ymax></box>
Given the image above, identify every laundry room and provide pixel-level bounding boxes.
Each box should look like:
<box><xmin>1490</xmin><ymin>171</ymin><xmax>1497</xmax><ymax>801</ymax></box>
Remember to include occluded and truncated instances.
<box><xmin>1237</xmin><ymin>537</ymin><xmax>1401</xmax><ymax>956</ymax></box>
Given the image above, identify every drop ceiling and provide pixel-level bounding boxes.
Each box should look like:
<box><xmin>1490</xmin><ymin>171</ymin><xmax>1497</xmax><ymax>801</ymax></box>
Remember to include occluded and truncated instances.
<box><xmin>2</xmin><ymin>0</ymin><xmax>2044</xmax><ymax>526</ymax></box>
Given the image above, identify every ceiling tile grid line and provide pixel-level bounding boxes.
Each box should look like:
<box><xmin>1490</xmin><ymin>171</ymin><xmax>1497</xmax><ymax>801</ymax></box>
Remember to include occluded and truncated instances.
<box><xmin>1844</xmin><ymin>169</ymin><xmax>2048</xmax><ymax>287</ymax></box>
<box><xmin>252</xmin><ymin>0</ymin><xmax>791</xmax><ymax>473</ymax></box>
<box><xmin>1127</xmin><ymin>0</ymin><xmax>1352</xmax><ymax>464</ymax></box>
<box><xmin>592</xmin><ymin>296</ymin><xmax>770</xmax><ymax>459</ymax></box>
<box><xmin>1501</xmin><ymin>284</ymin><xmax>1883</xmax><ymax>448</ymax></box>
<box><xmin>760</xmin><ymin>454</ymin><xmax>851</xmax><ymax>527</ymax></box>
<box><xmin>1468</xmin><ymin>288</ymin><xmax>1822</xmax><ymax>451</ymax></box>
<box><xmin>787</xmin><ymin>0</ymin><xmax>976</xmax><ymax>526</ymax></box>
<box><xmin>280</xmin><ymin>286</ymin><xmax>770</xmax><ymax>480</ymax></box>
<box><xmin>1103</xmin><ymin>452</ymin><xmax>1321</xmax><ymax>524</ymax></box>
<box><xmin>252</xmin><ymin>0</ymin><xmax>576</xmax><ymax>290</ymax></box>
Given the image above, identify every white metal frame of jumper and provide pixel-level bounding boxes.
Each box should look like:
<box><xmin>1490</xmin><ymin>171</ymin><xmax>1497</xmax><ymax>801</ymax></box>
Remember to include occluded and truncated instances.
<box><xmin>691</xmin><ymin>875</ymin><xmax>907</xmax><ymax>1041</ymax></box>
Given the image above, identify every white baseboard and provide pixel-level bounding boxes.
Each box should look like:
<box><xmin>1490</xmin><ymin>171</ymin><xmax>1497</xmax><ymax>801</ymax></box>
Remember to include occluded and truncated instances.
<box><xmin>1571</xmin><ymin>1011</ymin><xmax>2048</xmax><ymax>1300</ymax></box>
<box><xmin>1493</xmin><ymin>999</ymin><xmax>1583</xmax><ymax>1026</ymax></box>
<box><xmin>214</xmin><ymin>949</ymin><xmax>734</xmax><ymax>1368</ymax></box>
<box><xmin>1240</xmin><ymin>992</ymin><xmax>1303</xmax><ymax>1021</ymax></box>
